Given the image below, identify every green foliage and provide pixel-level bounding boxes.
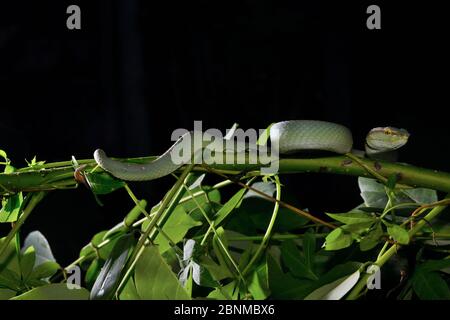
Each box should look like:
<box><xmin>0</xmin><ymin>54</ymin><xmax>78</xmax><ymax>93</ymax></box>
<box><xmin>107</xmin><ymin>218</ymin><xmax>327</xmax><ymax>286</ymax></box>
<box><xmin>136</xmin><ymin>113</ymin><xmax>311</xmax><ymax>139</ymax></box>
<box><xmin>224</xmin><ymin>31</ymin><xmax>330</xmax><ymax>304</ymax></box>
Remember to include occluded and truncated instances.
<box><xmin>213</xmin><ymin>189</ymin><xmax>246</xmax><ymax>227</ymax></box>
<box><xmin>83</xmin><ymin>171</ymin><xmax>126</xmax><ymax>195</ymax></box>
<box><xmin>304</xmin><ymin>269</ymin><xmax>360</xmax><ymax>300</ymax></box>
<box><xmin>280</xmin><ymin>240</ymin><xmax>318</xmax><ymax>280</ymax></box>
<box><xmin>359</xmin><ymin>222</ymin><xmax>383</xmax><ymax>251</ymax></box>
<box><xmin>135</xmin><ymin>245</ymin><xmax>190</xmax><ymax>300</ymax></box>
<box><xmin>0</xmin><ymin>149</ymin><xmax>449</xmax><ymax>300</ymax></box>
<box><xmin>358</xmin><ymin>177</ymin><xmax>438</xmax><ymax>209</ymax></box>
<box><xmin>0</xmin><ymin>234</ymin><xmax>61</xmax><ymax>296</ymax></box>
<box><xmin>326</xmin><ymin>211</ymin><xmax>376</xmax><ymax>225</ymax></box>
<box><xmin>385</xmin><ymin>223</ymin><xmax>410</xmax><ymax>245</ymax></box>
<box><xmin>324</xmin><ymin>228</ymin><xmax>353</xmax><ymax>251</ymax></box>
<box><xmin>179</xmin><ymin>240</ymin><xmax>219</xmax><ymax>289</ymax></box>
<box><xmin>247</xmin><ymin>261</ymin><xmax>270</xmax><ymax>299</ymax></box>
<box><xmin>406</xmin><ymin>259</ymin><xmax>450</xmax><ymax>300</ymax></box>
<box><xmin>11</xmin><ymin>284</ymin><xmax>89</xmax><ymax>300</ymax></box>
<box><xmin>146</xmin><ymin>206</ymin><xmax>202</xmax><ymax>254</ymax></box>
<box><xmin>0</xmin><ymin>193</ymin><xmax>23</xmax><ymax>222</ymax></box>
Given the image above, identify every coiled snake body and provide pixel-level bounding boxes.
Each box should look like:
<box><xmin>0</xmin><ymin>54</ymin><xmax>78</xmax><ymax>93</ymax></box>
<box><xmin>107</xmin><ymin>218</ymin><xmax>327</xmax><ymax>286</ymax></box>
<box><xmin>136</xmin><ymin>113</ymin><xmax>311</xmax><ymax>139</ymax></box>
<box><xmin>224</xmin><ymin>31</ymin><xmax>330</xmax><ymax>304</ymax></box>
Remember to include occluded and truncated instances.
<box><xmin>94</xmin><ymin>120</ymin><xmax>409</xmax><ymax>181</ymax></box>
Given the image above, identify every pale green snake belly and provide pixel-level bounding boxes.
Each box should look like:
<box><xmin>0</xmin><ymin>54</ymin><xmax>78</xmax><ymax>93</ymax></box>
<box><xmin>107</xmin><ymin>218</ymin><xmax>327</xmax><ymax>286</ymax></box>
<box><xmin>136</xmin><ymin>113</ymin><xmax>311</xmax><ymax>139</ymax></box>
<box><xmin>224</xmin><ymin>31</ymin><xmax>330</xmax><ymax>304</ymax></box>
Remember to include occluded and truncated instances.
<box><xmin>94</xmin><ymin>120</ymin><xmax>409</xmax><ymax>181</ymax></box>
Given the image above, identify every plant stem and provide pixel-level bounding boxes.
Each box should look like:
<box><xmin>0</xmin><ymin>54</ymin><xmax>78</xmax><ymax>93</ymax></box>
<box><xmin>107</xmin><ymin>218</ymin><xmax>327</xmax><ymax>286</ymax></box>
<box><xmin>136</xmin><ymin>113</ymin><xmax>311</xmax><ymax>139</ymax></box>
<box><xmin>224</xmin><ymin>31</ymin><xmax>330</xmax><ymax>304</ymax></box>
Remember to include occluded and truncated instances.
<box><xmin>242</xmin><ymin>176</ymin><xmax>281</xmax><ymax>276</ymax></box>
<box><xmin>178</xmin><ymin>179</ymin><xmax>233</xmax><ymax>204</ymax></box>
<box><xmin>130</xmin><ymin>179</ymin><xmax>231</xmax><ymax>229</ymax></box>
<box><xmin>346</xmin><ymin>196</ymin><xmax>449</xmax><ymax>300</ymax></box>
<box><xmin>180</xmin><ymin>181</ymin><xmax>246</xmax><ymax>285</ymax></box>
<box><xmin>114</xmin><ymin>163</ymin><xmax>195</xmax><ymax>298</ymax></box>
<box><xmin>0</xmin><ymin>191</ymin><xmax>46</xmax><ymax>258</ymax></box>
<box><xmin>2</xmin><ymin>155</ymin><xmax>450</xmax><ymax>194</ymax></box>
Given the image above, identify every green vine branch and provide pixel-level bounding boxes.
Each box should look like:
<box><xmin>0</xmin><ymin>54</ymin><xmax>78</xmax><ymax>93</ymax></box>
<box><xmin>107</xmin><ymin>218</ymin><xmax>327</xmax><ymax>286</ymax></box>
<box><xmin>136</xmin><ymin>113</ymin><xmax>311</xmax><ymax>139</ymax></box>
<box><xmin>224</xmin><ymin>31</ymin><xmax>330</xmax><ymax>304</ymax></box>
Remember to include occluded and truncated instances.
<box><xmin>1</xmin><ymin>155</ymin><xmax>450</xmax><ymax>195</ymax></box>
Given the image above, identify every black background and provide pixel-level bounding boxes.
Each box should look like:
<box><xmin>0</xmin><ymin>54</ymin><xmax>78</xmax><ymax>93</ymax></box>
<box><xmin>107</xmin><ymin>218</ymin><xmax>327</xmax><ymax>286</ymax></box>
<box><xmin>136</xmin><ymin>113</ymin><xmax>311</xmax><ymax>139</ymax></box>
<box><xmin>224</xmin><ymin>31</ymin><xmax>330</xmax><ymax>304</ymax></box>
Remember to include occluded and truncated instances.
<box><xmin>1</xmin><ymin>1</ymin><xmax>449</xmax><ymax>265</ymax></box>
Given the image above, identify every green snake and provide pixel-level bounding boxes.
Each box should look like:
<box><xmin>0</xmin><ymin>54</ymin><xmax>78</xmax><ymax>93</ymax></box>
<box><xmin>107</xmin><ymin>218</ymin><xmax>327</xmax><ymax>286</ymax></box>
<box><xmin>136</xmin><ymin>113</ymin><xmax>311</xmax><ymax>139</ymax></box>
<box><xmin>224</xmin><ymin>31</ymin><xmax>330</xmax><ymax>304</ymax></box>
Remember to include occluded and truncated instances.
<box><xmin>94</xmin><ymin>120</ymin><xmax>409</xmax><ymax>181</ymax></box>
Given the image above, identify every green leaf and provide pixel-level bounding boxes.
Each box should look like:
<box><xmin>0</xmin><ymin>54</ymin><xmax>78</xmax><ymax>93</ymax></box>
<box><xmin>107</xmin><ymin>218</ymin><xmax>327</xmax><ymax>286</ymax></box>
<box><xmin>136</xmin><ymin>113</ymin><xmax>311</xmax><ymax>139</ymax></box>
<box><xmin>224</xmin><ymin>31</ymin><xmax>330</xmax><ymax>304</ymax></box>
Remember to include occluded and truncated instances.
<box><xmin>359</xmin><ymin>177</ymin><xmax>385</xmax><ymax>193</ymax></box>
<box><xmin>280</xmin><ymin>240</ymin><xmax>317</xmax><ymax>280</ymax></box>
<box><xmin>207</xmin><ymin>281</ymin><xmax>238</xmax><ymax>300</ymax></box>
<box><xmin>84</xmin><ymin>171</ymin><xmax>126</xmax><ymax>195</ymax></box>
<box><xmin>0</xmin><ymin>149</ymin><xmax>8</xmax><ymax>162</ymax></box>
<box><xmin>0</xmin><ymin>236</ymin><xmax>20</xmax><ymax>274</ymax></box>
<box><xmin>341</xmin><ymin>221</ymin><xmax>375</xmax><ymax>236</ymax></box>
<box><xmin>302</xmin><ymin>261</ymin><xmax>362</xmax><ymax>299</ymax></box>
<box><xmin>412</xmin><ymin>271</ymin><xmax>450</xmax><ymax>300</ymax></box>
<box><xmin>402</xmin><ymin>188</ymin><xmax>438</xmax><ymax>204</ymax></box>
<box><xmin>326</xmin><ymin>211</ymin><xmax>376</xmax><ymax>225</ymax></box>
<box><xmin>135</xmin><ymin>245</ymin><xmax>190</xmax><ymax>300</ymax></box>
<box><xmin>26</xmin><ymin>156</ymin><xmax>46</xmax><ymax>168</ymax></box>
<box><xmin>179</xmin><ymin>240</ymin><xmax>219</xmax><ymax>288</ymax></box>
<box><xmin>85</xmin><ymin>259</ymin><xmax>102</xmax><ymax>289</ymax></box>
<box><xmin>198</xmin><ymin>255</ymin><xmax>232</xmax><ymax>281</ymax></box>
<box><xmin>90</xmin><ymin>233</ymin><xmax>135</xmax><ymax>300</ymax></box>
<box><xmin>274</xmin><ymin>207</ymin><xmax>309</xmax><ymax>231</ymax></box>
<box><xmin>267</xmin><ymin>252</ymin><xmax>313</xmax><ymax>299</ymax></box>
<box><xmin>248</xmin><ymin>261</ymin><xmax>270</xmax><ymax>300</ymax></box>
<box><xmin>190</xmin><ymin>262</ymin><xmax>218</xmax><ymax>288</ymax></box>
<box><xmin>177</xmin><ymin>176</ymin><xmax>221</xmax><ymax>223</ymax></box>
<box><xmin>180</xmin><ymin>186</ymin><xmax>221</xmax><ymax>221</ymax></box>
<box><xmin>416</xmin><ymin>259</ymin><xmax>450</xmax><ymax>273</ymax></box>
<box><xmin>303</xmin><ymin>231</ymin><xmax>316</xmax><ymax>270</ymax></box>
<box><xmin>304</xmin><ymin>270</ymin><xmax>360</xmax><ymax>300</ymax></box>
<box><xmin>213</xmin><ymin>188</ymin><xmax>246</xmax><ymax>226</ymax></box>
<box><xmin>238</xmin><ymin>241</ymin><xmax>255</xmax><ymax>271</ymax></box>
<box><xmin>152</xmin><ymin>206</ymin><xmax>202</xmax><ymax>254</ymax></box>
<box><xmin>119</xmin><ymin>277</ymin><xmax>141</xmax><ymax>300</ymax></box>
<box><xmin>3</xmin><ymin>164</ymin><xmax>15</xmax><ymax>174</ymax></box>
<box><xmin>358</xmin><ymin>177</ymin><xmax>438</xmax><ymax>209</ymax></box>
<box><xmin>358</xmin><ymin>177</ymin><xmax>388</xmax><ymax>208</ymax></box>
<box><xmin>359</xmin><ymin>222</ymin><xmax>383</xmax><ymax>251</ymax></box>
<box><xmin>0</xmin><ymin>288</ymin><xmax>16</xmax><ymax>300</ymax></box>
<box><xmin>0</xmin><ymin>268</ymin><xmax>21</xmax><ymax>291</ymax></box>
<box><xmin>386</xmin><ymin>224</ymin><xmax>409</xmax><ymax>245</ymax></box>
<box><xmin>360</xmin><ymin>191</ymin><xmax>388</xmax><ymax>209</ymax></box>
<box><xmin>20</xmin><ymin>246</ymin><xmax>36</xmax><ymax>281</ymax></box>
<box><xmin>244</xmin><ymin>181</ymin><xmax>275</xmax><ymax>199</ymax></box>
<box><xmin>10</xmin><ymin>283</ymin><xmax>89</xmax><ymax>300</ymax></box>
<box><xmin>227</xmin><ymin>194</ymin><xmax>307</xmax><ymax>235</ymax></box>
<box><xmin>0</xmin><ymin>193</ymin><xmax>23</xmax><ymax>223</ymax></box>
<box><xmin>29</xmin><ymin>261</ymin><xmax>60</xmax><ymax>280</ymax></box>
<box><xmin>324</xmin><ymin>228</ymin><xmax>353</xmax><ymax>251</ymax></box>
<box><xmin>22</xmin><ymin>231</ymin><xmax>56</xmax><ymax>266</ymax></box>
<box><xmin>205</xmin><ymin>188</ymin><xmax>221</xmax><ymax>204</ymax></box>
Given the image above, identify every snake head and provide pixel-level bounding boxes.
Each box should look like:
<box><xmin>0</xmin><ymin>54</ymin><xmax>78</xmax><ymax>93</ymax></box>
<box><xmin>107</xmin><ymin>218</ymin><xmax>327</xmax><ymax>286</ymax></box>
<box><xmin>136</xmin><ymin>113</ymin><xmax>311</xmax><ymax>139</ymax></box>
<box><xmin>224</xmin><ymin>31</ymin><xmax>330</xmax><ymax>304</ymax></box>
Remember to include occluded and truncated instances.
<box><xmin>366</xmin><ymin>126</ymin><xmax>410</xmax><ymax>151</ymax></box>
